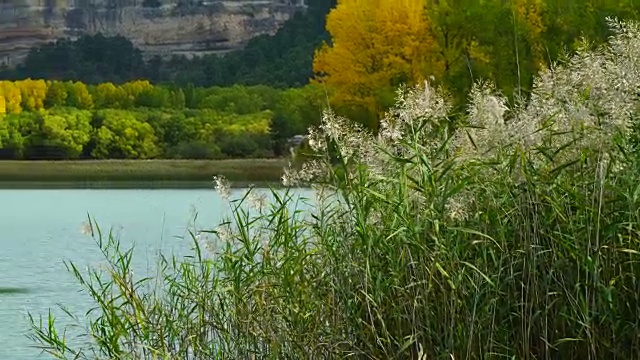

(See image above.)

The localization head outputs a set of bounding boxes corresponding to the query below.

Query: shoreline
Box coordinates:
[0,180,285,189]
[0,159,288,188]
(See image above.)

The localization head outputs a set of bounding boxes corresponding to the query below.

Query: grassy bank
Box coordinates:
[0,159,287,187]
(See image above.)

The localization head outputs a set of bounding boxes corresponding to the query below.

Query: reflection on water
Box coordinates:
[0,287,31,294]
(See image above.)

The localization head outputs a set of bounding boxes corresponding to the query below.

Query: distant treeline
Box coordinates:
[0,80,325,160]
[0,0,336,88]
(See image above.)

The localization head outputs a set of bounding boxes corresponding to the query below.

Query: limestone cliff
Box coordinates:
[0,0,305,67]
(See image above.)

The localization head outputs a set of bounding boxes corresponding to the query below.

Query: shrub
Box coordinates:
[217,132,273,158]
[167,140,222,159]
[29,18,640,360]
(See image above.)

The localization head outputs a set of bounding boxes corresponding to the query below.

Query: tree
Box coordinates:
[26,109,93,159]
[427,0,545,101]
[313,0,442,129]
[66,81,94,109]
[92,109,160,159]
[0,112,37,159]
[541,0,640,61]
[15,79,47,111]
[94,82,127,108]
[45,81,69,108]
[135,87,186,109]
[513,0,545,72]
[271,84,325,155]
[0,81,22,114]
[119,80,154,108]
[421,0,493,102]
[16,34,146,84]
[0,112,8,147]
[198,85,267,114]
[46,108,92,159]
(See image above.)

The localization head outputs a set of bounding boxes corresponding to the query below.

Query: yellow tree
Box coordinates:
[0,96,5,148]
[0,81,22,114]
[95,82,128,108]
[313,0,443,129]
[119,80,154,108]
[15,79,47,111]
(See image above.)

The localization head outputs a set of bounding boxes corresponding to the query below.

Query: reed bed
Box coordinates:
[29,18,640,360]
[0,159,286,183]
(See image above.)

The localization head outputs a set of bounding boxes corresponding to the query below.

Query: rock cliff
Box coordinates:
[0,0,305,67]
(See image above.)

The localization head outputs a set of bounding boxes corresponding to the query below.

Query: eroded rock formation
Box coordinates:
[0,0,305,66]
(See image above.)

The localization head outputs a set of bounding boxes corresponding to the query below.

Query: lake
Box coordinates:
[0,188,312,359]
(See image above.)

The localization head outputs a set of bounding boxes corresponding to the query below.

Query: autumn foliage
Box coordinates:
[314,0,640,126]
[313,0,441,128]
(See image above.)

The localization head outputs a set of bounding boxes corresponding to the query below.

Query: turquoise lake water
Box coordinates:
[0,188,311,359]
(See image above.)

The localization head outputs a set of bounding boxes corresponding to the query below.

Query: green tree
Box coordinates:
[45,81,69,108]
[271,84,325,155]
[136,87,186,109]
[92,109,161,159]
[16,34,146,83]
[542,0,640,61]
[0,115,8,148]
[28,108,93,159]
[0,112,37,159]
[197,85,267,114]
[0,116,26,158]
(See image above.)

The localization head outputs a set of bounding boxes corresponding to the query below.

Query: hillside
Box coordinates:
[0,0,335,87]
[0,0,305,67]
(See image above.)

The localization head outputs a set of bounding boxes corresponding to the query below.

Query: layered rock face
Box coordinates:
[0,0,305,67]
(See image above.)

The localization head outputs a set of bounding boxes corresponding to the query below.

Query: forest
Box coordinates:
[0,80,325,159]
[1,0,640,159]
